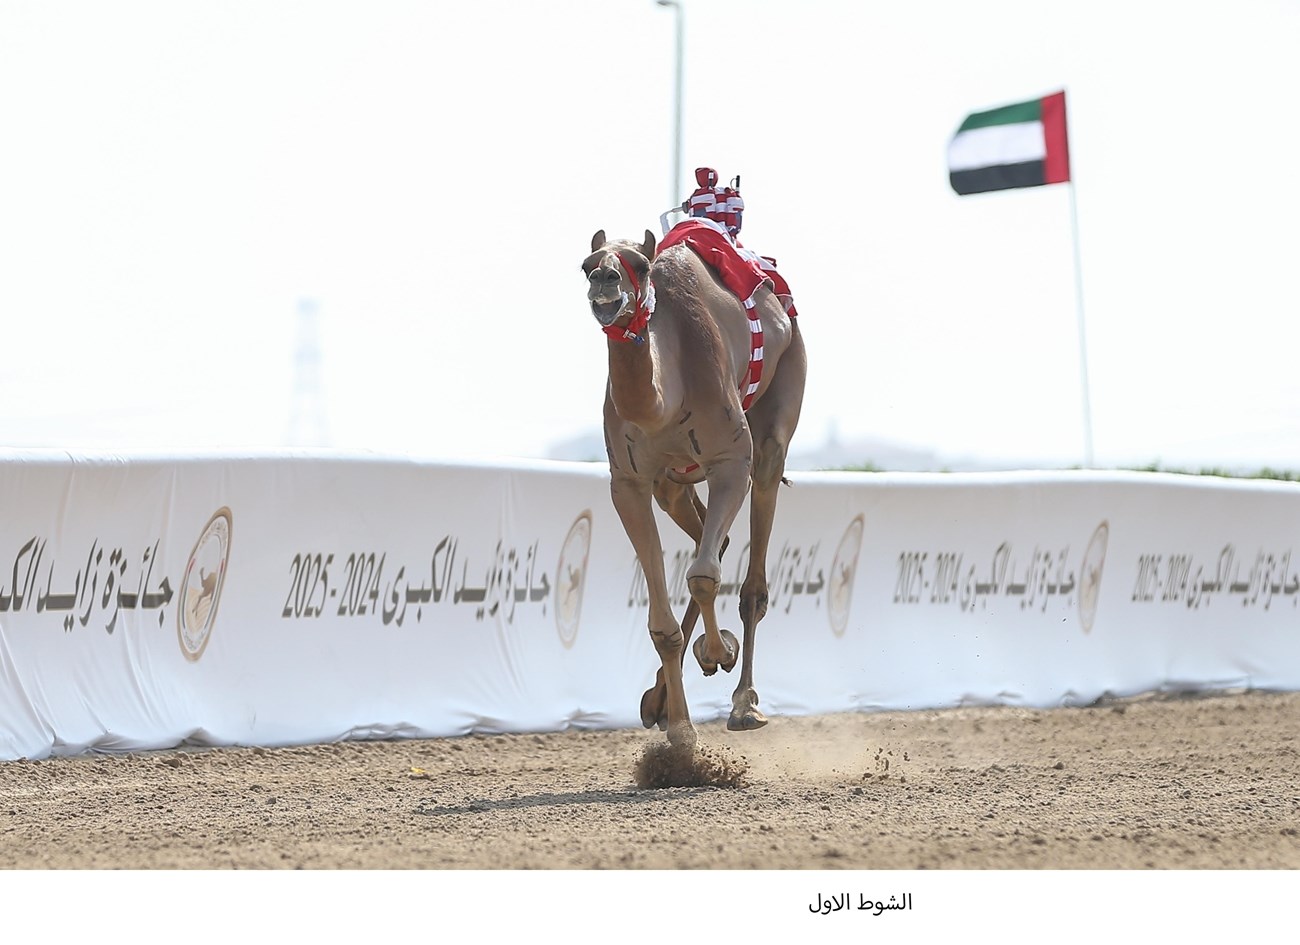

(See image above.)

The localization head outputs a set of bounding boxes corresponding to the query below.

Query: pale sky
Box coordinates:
[2,0,1298,470]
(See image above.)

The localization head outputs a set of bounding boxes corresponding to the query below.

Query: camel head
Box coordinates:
[582,229,657,331]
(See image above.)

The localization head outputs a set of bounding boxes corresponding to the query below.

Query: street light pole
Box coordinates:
[656,0,683,210]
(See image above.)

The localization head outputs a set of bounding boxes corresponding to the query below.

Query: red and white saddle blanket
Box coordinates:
[657,218,798,413]
[658,218,799,476]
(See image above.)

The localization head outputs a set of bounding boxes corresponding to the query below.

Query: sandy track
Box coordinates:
[2,689,1298,870]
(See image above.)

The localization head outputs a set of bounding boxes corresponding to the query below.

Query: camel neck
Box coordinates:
[607,335,666,427]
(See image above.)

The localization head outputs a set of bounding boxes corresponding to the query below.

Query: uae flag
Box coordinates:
[948,90,1071,196]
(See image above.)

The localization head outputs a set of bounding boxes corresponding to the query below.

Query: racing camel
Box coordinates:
[582,224,806,749]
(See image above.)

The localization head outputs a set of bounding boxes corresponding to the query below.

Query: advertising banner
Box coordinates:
[3,449,1299,760]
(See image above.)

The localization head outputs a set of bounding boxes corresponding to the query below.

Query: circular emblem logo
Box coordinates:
[555,510,593,648]
[178,507,232,661]
[828,514,865,637]
[1078,519,1108,634]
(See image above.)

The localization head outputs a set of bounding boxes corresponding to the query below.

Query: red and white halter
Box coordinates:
[602,252,655,345]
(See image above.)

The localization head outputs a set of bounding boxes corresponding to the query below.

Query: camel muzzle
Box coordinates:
[590,294,630,327]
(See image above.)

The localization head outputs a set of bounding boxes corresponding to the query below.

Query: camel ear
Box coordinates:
[591,230,606,253]
[641,229,657,259]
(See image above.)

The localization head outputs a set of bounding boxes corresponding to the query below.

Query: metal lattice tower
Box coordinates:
[286,298,330,446]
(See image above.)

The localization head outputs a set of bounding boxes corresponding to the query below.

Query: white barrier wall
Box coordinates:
[3,448,1300,760]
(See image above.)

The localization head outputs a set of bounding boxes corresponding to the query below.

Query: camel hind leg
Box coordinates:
[730,324,806,731]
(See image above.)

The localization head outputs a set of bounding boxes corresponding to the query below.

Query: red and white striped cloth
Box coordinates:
[658,217,769,310]
[741,305,763,411]
[657,216,801,413]
[659,216,798,475]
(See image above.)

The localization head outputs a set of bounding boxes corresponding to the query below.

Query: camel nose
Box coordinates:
[590,267,620,287]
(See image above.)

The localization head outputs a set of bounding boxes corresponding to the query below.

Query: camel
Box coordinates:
[582,226,806,749]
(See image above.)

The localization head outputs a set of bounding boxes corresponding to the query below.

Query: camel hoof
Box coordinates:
[640,672,668,730]
[728,687,765,731]
[667,721,698,750]
[718,628,739,672]
[692,628,739,676]
[727,707,769,732]
[692,634,714,675]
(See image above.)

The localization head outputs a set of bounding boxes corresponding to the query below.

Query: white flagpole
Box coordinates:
[1068,178,1095,468]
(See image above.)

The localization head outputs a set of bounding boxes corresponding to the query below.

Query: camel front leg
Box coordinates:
[640,481,735,730]
[640,481,703,731]
[686,456,750,677]
[611,477,697,749]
